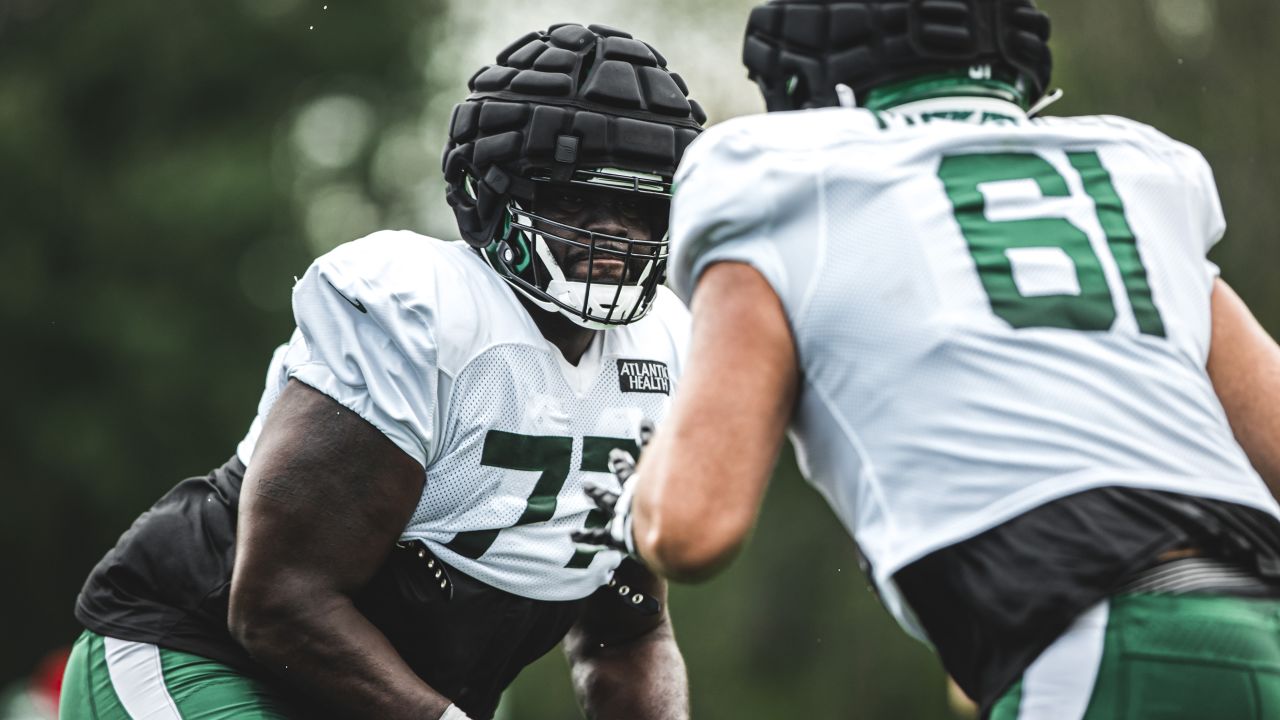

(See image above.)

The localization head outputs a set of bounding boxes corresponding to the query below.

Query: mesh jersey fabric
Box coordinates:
[668,99,1280,639]
[237,231,689,601]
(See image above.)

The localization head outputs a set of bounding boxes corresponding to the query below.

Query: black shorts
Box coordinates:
[895,486,1280,716]
[355,541,585,719]
[76,456,587,720]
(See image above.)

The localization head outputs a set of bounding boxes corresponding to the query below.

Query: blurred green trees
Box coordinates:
[3,0,1277,718]
[0,0,440,687]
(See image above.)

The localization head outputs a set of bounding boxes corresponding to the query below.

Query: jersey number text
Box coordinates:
[444,430,638,568]
[939,151,1166,336]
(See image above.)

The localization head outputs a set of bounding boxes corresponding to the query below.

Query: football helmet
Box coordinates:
[443,24,706,329]
[743,0,1052,111]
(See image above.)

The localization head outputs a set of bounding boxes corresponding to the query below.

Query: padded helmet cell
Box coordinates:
[743,0,1052,111]
[443,23,706,249]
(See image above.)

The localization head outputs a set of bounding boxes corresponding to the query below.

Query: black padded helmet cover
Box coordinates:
[743,0,1052,111]
[443,23,707,248]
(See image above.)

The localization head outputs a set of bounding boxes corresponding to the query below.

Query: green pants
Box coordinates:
[991,593,1280,719]
[59,631,293,719]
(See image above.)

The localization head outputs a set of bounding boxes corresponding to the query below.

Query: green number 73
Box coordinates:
[444,430,638,568]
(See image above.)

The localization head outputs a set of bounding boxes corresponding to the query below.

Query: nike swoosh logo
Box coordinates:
[324,278,367,314]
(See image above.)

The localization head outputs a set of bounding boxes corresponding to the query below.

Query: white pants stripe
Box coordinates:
[1017,600,1110,720]
[102,636,183,720]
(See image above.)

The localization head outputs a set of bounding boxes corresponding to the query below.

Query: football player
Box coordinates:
[62,23,704,720]
[576,2,1280,718]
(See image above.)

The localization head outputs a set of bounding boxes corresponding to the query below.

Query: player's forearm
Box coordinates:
[566,620,689,720]
[1208,280,1280,493]
[628,362,790,582]
[631,261,799,582]
[230,586,453,720]
[632,451,755,582]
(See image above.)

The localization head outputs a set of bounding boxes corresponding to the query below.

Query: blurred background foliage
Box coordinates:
[1,0,1276,718]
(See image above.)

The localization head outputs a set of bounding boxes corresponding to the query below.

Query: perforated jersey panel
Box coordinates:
[405,342,673,601]
[236,233,688,603]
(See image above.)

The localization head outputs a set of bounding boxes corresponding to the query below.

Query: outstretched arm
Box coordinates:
[228,379,456,720]
[1208,278,1280,495]
[564,560,688,720]
[630,261,800,581]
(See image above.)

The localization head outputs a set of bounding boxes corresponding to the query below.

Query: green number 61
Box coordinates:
[938,151,1166,337]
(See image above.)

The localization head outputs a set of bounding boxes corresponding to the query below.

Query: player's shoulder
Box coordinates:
[1038,113,1209,166]
[675,109,875,223]
[683,108,882,169]
[314,229,486,287]
[303,230,530,366]
[315,229,511,306]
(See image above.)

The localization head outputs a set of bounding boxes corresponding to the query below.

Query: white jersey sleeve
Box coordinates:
[1097,115,1226,253]
[670,112,884,310]
[1192,141,1227,279]
[1196,149,1227,253]
[670,123,788,304]
[287,230,441,467]
[1039,114,1227,280]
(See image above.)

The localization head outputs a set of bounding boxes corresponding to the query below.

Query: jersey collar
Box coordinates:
[884,96,1030,126]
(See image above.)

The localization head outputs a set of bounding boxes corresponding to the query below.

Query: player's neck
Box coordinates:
[518,294,599,366]
[863,72,1028,113]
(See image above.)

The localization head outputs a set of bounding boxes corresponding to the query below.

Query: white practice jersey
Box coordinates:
[669,98,1280,638]
[238,230,689,601]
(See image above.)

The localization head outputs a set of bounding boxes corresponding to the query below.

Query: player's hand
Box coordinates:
[571,419,655,556]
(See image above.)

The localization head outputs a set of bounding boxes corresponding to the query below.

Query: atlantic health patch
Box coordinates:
[616,359,670,394]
